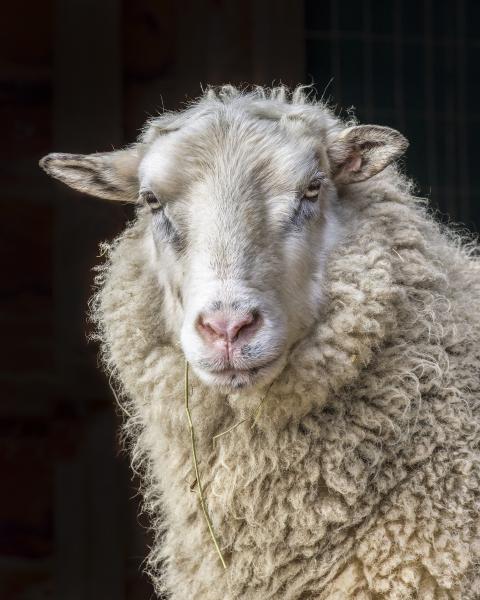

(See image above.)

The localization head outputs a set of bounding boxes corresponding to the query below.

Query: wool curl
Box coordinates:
[90,85,480,599]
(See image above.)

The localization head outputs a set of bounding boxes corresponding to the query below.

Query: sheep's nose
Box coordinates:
[197,310,261,345]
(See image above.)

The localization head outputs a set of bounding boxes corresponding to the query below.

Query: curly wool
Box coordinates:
[91,92,480,599]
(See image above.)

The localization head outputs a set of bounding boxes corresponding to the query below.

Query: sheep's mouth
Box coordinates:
[198,356,282,390]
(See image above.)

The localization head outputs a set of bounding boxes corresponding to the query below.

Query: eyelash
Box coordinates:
[141,190,162,209]
[288,174,325,229]
[302,173,325,200]
[142,191,184,250]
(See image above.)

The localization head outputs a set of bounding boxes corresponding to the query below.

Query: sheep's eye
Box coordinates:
[141,190,162,209]
[303,174,325,200]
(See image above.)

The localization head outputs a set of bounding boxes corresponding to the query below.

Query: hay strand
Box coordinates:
[212,417,247,443]
[184,361,227,570]
[250,381,274,427]
[212,381,274,443]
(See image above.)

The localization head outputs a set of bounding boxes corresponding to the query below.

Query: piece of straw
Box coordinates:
[250,380,274,427]
[212,381,274,443]
[184,361,227,570]
[212,417,247,443]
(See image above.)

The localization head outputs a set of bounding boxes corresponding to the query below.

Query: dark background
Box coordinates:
[1,1,478,598]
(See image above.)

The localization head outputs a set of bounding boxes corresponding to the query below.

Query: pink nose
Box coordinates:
[197,310,260,345]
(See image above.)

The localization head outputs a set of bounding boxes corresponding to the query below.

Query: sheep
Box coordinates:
[40,85,480,599]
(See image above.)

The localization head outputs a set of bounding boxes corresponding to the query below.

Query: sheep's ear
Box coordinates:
[39,147,141,202]
[328,125,408,185]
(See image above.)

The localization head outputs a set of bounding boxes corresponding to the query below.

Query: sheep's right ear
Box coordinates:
[39,146,142,202]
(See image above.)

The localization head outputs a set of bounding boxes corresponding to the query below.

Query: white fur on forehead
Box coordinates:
[139,85,342,146]
[139,92,333,193]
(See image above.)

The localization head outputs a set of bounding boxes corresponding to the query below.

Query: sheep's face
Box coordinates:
[138,114,341,389]
[40,91,408,391]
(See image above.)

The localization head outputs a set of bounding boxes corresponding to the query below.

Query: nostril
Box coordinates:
[229,310,260,341]
[197,309,262,344]
[197,315,229,341]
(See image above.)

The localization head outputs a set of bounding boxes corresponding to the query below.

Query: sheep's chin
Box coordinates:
[191,354,286,392]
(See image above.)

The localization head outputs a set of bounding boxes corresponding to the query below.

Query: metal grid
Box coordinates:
[306,0,478,229]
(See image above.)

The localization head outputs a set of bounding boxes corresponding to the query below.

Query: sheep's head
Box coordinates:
[40,87,408,391]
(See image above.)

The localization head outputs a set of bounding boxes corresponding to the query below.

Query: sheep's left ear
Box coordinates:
[328,125,408,185]
[39,146,142,202]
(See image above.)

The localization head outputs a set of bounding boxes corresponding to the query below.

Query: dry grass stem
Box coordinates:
[184,361,227,570]
[250,381,275,427]
[212,381,274,443]
[212,418,247,443]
